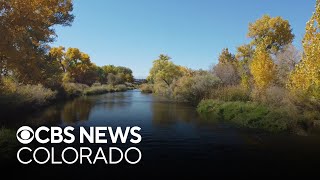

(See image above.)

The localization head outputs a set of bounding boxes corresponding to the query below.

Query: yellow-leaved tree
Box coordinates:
[249,44,276,92]
[248,15,294,54]
[288,0,320,100]
[0,0,74,84]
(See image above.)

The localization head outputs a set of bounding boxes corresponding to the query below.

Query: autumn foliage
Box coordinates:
[288,0,320,100]
[0,0,74,83]
[0,0,134,111]
[249,44,276,91]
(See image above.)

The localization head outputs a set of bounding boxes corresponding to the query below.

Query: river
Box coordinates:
[1,90,320,177]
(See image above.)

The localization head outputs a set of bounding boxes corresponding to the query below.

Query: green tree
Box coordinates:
[102,65,117,75]
[148,54,183,86]
[95,66,106,84]
[236,44,254,63]
[236,44,254,89]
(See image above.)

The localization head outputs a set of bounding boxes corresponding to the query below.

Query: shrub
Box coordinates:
[153,80,171,97]
[173,73,221,104]
[84,86,107,95]
[16,84,57,106]
[107,73,116,85]
[140,83,153,93]
[125,82,134,88]
[91,82,102,87]
[211,85,250,102]
[84,84,115,95]
[0,78,57,109]
[62,82,88,97]
[212,62,240,86]
[115,84,127,92]
[264,86,287,105]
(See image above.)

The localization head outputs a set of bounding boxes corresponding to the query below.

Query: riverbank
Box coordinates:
[196,99,320,134]
[0,81,135,116]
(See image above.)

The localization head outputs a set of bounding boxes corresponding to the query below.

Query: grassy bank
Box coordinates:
[63,82,133,97]
[197,100,298,133]
[0,80,134,115]
[0,79,58,113]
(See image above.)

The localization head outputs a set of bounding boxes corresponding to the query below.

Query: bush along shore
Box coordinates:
[0,79,135,115]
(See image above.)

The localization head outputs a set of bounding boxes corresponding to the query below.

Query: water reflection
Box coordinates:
[61,97,94,124]
[24,97,95,126]
[28,107,62,126]
[22,91,223,128]
[151,101,198,126]
[94,92,132,110]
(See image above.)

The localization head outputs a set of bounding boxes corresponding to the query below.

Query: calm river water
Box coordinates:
[1,90,320,177]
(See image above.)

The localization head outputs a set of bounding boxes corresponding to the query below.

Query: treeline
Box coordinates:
[0,0,134,112]
[49,47,133,86]
[142,2,320,133]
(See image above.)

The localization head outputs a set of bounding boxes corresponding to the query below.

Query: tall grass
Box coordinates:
[0,78,57,110]
[84,84,114,95]
[84,84,128,95]
[62,82,89,97]
[197,99,291,132]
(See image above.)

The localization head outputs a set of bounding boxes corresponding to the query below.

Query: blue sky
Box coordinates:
[52,0,315,78]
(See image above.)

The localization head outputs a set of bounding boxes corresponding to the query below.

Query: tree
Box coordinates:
[274,44,301,85]
[49,46,67,72]
[39,54,64,88]
[236,44,254,89]
[249,44,276,91]
[0,0,74,83]
[218,48,236,64]
[213,48,240,86]
[107,73,116,85]
[115,73,125,84]
[236,44,254,63]
[288,0,320,100]
[101,65,134,83]
[213,63,240,86]
[248,15,294,53]
[148,54,183,86]
[95,66,106,84]
[102,65,118,75]
[115,66,134,82]
[173,72,221,104]
[64,48,97,85]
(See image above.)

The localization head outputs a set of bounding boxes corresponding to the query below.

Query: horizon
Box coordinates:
[51,0,315,79]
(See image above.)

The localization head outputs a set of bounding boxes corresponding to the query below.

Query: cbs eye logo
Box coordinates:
[16,126,34,144]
